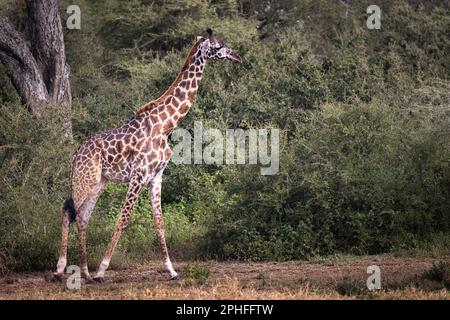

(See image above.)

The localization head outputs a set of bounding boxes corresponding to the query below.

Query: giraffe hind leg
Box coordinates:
[53,207,71,281]
[53,179,107,282]
[53,138,104,281]
[53,195,80,280]
[76,178,108,281]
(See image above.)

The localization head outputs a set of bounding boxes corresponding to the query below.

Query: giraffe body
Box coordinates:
[53,29,242,282]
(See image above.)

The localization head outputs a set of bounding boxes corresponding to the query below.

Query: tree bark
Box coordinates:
[0,16,48,116]
[0,0,72,139]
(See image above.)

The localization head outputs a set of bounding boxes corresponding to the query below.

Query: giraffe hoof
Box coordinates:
[170,274,181,281]
[50,273,63,283]
[91,276,105,284]
[93,277,105,283]
[84,277,94,284]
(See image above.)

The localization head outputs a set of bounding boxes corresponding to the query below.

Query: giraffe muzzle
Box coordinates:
[229,50,243,63]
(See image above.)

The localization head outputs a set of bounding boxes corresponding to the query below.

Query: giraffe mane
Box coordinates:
[136,40,201,115]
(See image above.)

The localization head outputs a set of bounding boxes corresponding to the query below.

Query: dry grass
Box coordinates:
[0,256,449,300]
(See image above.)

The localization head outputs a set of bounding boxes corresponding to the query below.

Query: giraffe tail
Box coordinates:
[63,149,78,223]
[63,198,77,223]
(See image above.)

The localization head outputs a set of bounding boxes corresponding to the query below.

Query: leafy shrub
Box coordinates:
[182,262,210,285]
[421,261,450,289]
[201,100,450,259]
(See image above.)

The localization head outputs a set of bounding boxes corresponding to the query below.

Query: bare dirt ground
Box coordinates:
[0,255,449,299]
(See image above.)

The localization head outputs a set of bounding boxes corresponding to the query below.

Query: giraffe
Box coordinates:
[52,28,242,283]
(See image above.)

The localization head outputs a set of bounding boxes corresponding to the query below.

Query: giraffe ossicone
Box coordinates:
[53,28,242,283]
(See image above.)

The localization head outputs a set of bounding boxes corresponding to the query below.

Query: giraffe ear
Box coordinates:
[206,28,213,38]
[196,36,206,41]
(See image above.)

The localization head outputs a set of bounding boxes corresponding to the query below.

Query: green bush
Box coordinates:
[201,100,450,259]
[182,262,210,285]
[0,103,72,273]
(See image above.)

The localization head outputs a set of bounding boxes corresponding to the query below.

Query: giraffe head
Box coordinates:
[197,28,242,63]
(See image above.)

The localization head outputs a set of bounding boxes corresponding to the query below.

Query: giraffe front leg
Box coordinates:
[150,174,179,280]
[92,176,144,282]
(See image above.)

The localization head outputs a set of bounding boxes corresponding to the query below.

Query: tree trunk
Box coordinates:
[0,16,48,116]
[0,0,72,139]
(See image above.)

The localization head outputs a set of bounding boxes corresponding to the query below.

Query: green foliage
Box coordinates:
[421,261,450,289]
[201,100,450,259]
[389,260,450,292]
[182,262,210,285]
[0,0,449,272]
[335,277,363,297]
[0,103,74,273]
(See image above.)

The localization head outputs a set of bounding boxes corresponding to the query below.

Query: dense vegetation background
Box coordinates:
[0,0,449,274]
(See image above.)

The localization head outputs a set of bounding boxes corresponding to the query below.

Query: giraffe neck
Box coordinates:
[136,41,207,134]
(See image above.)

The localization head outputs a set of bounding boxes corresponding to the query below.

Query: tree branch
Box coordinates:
[0,16,48,116]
